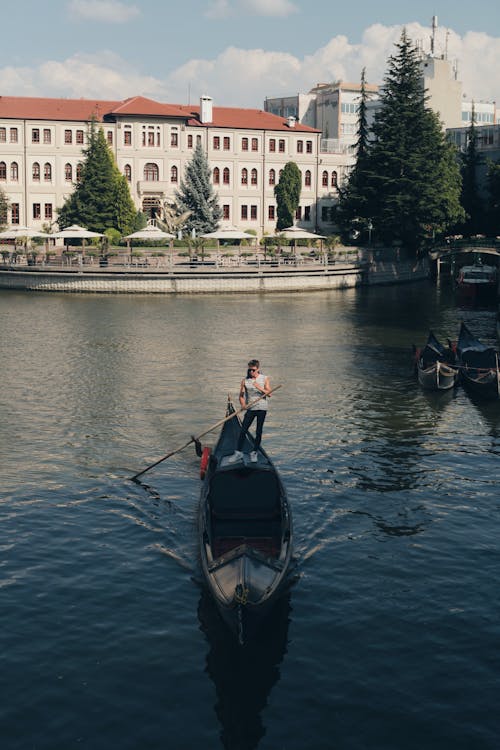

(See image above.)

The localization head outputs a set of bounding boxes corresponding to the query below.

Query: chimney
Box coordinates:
[200,95,213,124]
[287,115,296,128]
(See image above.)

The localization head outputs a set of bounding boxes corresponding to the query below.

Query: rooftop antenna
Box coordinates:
[445,29,449,60]
[430,15,438,56]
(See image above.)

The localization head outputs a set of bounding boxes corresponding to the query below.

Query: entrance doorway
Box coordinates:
[142,196,162,221]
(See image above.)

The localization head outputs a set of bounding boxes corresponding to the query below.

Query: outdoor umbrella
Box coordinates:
[278,226,326,240]
[52,224,104,239]
[201,227,257,256]
[123,225,175,264]
[0,226,51,257]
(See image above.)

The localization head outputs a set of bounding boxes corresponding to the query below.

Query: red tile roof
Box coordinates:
[0,94,320,133]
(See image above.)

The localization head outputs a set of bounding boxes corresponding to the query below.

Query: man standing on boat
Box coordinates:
[228,359,271,463]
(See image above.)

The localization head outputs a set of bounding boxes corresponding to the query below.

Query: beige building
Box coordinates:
[0,94,352,237]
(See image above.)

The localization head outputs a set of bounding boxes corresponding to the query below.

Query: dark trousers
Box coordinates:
[237,409,267,451]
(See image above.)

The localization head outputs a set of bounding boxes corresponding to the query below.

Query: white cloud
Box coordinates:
[240,0,298,17]
[68,0,140,23]
[205,0,231,19]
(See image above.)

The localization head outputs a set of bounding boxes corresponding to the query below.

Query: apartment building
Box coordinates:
[0,94,350,237]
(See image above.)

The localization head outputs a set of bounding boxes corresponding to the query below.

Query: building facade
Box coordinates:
[0,95,352,237]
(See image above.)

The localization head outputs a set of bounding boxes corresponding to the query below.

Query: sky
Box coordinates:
[1,0,499,109]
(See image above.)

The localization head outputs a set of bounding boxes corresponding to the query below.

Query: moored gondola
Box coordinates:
[413,331,458,391]
[457,322,500,400]
[198,398,293,644]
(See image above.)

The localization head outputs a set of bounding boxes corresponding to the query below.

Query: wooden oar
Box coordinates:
[130,384,282,481]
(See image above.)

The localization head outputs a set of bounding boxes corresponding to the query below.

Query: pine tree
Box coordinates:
[175,142,221,235]
[460,105,484,235]
[0,186,9,228]
[57,119,138,235]
[274,162,302,230]
[486,159,500,236]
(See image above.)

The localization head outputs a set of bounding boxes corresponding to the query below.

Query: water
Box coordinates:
[1,282,499,750]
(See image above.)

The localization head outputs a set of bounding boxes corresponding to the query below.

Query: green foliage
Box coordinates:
[339,31,464,251]
[0,186,9,229]
[486,159,500,236]
[175,142,222,234]
[459,107,484,235]
[57,120,138,235]
[274,162,301,230]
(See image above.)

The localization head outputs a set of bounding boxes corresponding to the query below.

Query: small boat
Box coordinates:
[198,398,293,643]
[413,331,458,391]
[456,261,497,303]
[457,322,500,400]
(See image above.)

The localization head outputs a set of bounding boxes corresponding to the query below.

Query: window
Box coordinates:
[0,162,6,180]
[44,163,52,181]
[144,163,159,181]
[251,138,258,152]
[33,203,41,220]
[124,130,132,146]
[268,205,275,220]
[32,162,41,181]
[43,129,51,144]
[170,165,178,183]
[242,137,249,151]
[331,171,338,188]
[65,130,72,144]
[250,205,257,220]
[279,139,285,153]
[306,140,312,153]
[107,131,113,145]
[32,128,40,144]
[65,163,73,181]
[196,134,202,146]
[223,167,230,185]
[187,134,193,148]
[223,136,230,150]
[322,170,328,187]
[76,163,83,182]
[223,204,230,220]
[76,130,84,144]
[213,136,220,150]
[241,168,248,185]
[295,206,302,220]
[10,162,18,181]
[45,203,53,220]
[241,205,248,220]
[213,167,220,185]
[304,206,311,221]
[269,169,276,186]
[11,203,19,224]
[147,131,155,147]
[304,170,311,187]
[171,130,178,147]
[269,138,276,152]
[297,140,303,153]
[124,164,132,182]
[251,168,258,186]
[10,128,18,143]
[0,128,5,143]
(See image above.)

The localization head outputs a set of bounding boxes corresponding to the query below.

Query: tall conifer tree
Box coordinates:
[460,105,484,235]
[175,142,221,235]
[274,161,302,230]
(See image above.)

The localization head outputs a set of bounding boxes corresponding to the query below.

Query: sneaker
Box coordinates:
[250,451,258,463]
[227,450,243,463]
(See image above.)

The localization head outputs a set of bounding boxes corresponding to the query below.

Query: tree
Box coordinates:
[274,162,301,230]
[341,30,464,251]
[0,186,9,229]
[57,119,139,235]
[486,159,500,236]
[460,105,484,235]
[175,142,221,235]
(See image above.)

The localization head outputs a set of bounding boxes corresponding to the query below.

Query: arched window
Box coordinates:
[76,163,83,182]
[213,167,220,185]
[32,162,41,181]
[10,162,18,181]
[0,162,6,180]
[251,168,258,186]
[331,171,338,188]
[269,169,275,186]
[170,165,178,183]
[322,170,328,187]
[0,128,5,143]
[65,163,73,181]
[44,163,52,181]
[144,163,159,181]
[124,164,132,182]
[305,170,311,187]
[223,167,230,185]
[241,168,248,185]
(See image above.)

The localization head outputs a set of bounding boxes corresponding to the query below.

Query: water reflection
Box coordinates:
[198,590,291,750]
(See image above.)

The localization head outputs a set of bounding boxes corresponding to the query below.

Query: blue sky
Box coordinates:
[1,0,499,108]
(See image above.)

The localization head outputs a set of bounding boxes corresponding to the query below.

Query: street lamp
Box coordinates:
[367,220,373,245]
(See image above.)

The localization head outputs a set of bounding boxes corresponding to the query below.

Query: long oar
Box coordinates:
[130,384,282,481]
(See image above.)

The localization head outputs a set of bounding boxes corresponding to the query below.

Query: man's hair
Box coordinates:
[247,359,260,368]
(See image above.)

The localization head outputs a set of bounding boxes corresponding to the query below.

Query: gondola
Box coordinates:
[413,331,458,391]
[457,321,500,400]
[456,262,497,304]
[198,397,293,644]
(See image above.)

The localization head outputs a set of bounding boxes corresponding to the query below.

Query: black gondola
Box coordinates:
[457,322,500,400]
[198,398,293,644]
[413,331,458,391]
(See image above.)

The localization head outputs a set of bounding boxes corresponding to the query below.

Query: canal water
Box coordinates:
[1,281,499,750]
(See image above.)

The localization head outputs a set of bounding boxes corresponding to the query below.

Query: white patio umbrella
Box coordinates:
[0,225,51,239]
[279,226,327,240]
[52,224,104,239]
[123,225,175,241]
[200,227,256,240]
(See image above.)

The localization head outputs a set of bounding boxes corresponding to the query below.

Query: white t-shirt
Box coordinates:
[244,373,268,411]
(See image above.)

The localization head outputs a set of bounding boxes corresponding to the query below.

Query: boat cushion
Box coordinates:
[209,469,280,518]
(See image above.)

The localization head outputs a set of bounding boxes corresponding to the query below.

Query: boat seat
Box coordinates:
[212,518,282,540]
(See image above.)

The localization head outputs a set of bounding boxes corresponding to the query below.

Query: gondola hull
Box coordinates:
[198,401,293,643]
[414,331,458,391]
[457,322,500,400]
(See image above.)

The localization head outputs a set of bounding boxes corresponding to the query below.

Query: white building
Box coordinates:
[0,94,351,237]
